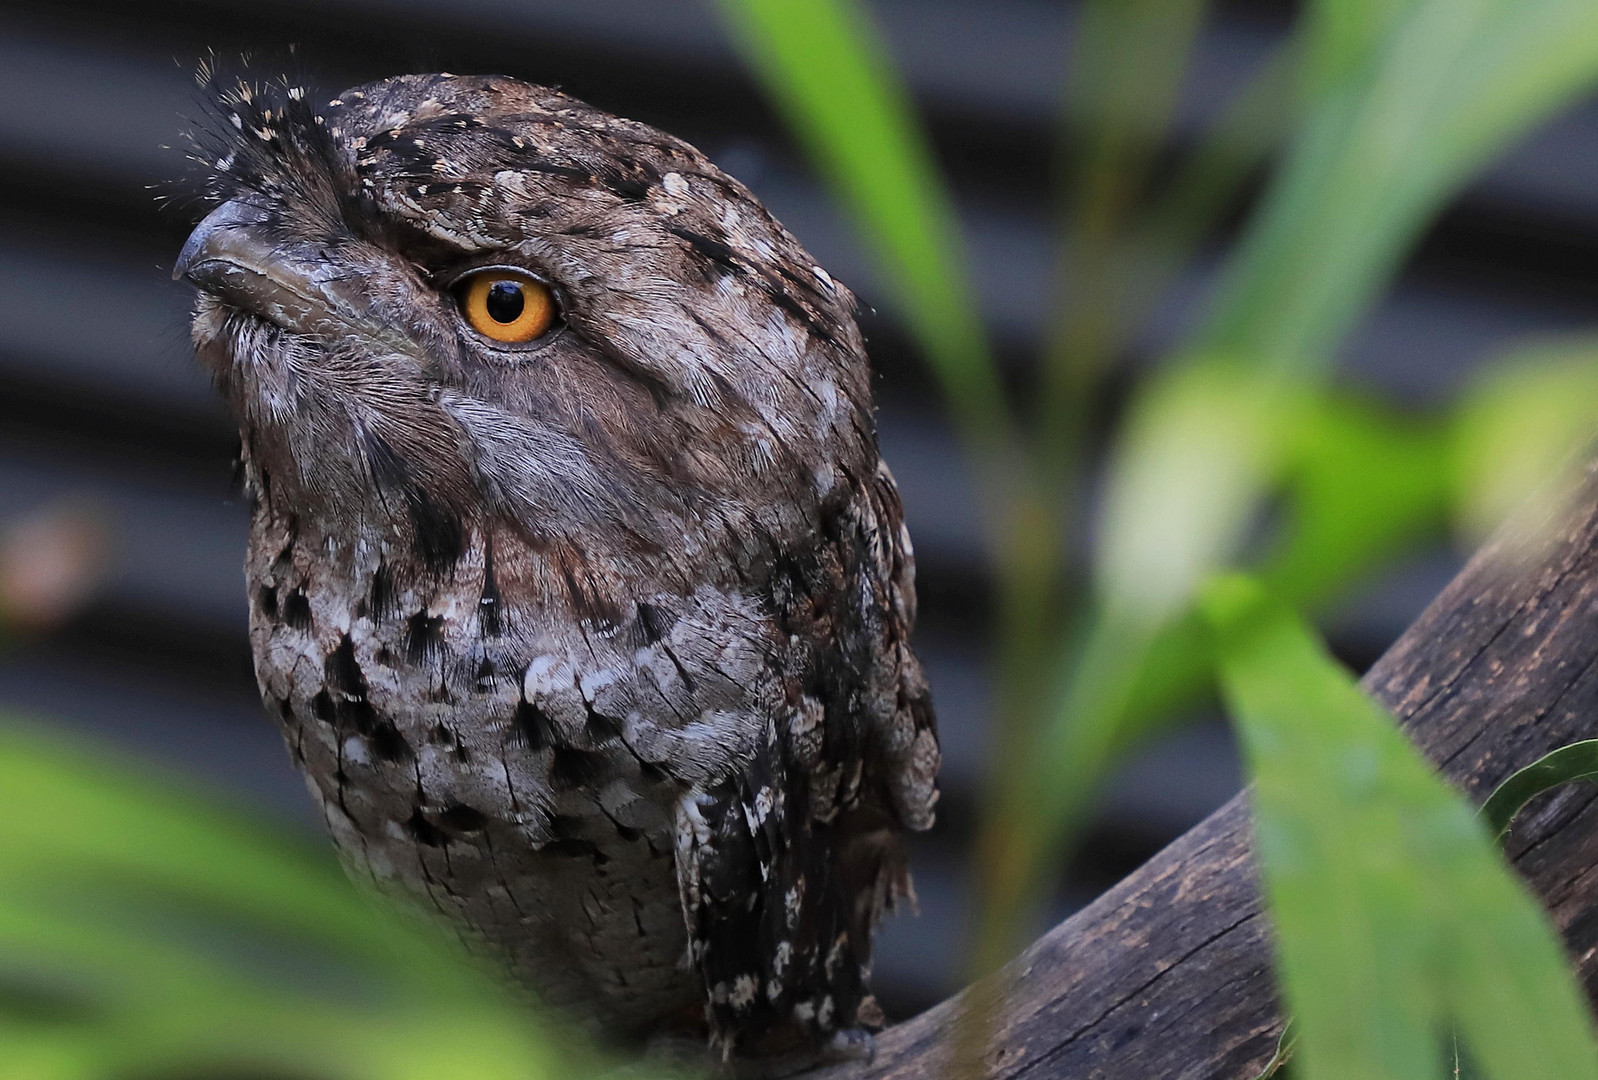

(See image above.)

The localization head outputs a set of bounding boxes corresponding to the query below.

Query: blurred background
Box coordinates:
[1,0,1594,1024]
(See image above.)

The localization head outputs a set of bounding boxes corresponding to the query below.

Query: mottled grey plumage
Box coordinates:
[177,71,938,1062]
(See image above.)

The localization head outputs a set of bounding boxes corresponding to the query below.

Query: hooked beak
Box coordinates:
[175,199,361,337]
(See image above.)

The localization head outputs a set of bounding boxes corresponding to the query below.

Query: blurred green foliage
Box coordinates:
[1207,578,1598,1080]
[10,0,1598,1077]
[0,723,562,1080]
[721,0,1598,1077]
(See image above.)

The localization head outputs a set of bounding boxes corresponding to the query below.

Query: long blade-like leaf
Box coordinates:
[1204,576,1598,1080]
[1482,741,1598,841]
[0,723,560,1080]
[1206,0,1598,369]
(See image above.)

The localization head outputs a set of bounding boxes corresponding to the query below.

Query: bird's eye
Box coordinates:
[457,270,556,344]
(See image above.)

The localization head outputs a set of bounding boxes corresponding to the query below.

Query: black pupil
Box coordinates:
[484,280,525,324]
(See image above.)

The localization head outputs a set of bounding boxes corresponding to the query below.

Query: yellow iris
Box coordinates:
[459,270,555,344]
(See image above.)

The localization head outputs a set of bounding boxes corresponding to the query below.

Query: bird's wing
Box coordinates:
[674,459,939,1055]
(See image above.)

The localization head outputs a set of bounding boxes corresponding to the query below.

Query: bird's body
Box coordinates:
[178,72,937,1060]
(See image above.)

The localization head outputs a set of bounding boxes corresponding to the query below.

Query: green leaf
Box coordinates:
[998,384,1458,932]
[1450,338,1598,544]
[1096,362,1304,625]
[0,722,562,1080]
[1250,1019,1298,1080]
[1203,576,1598,1080]
[1037,0,1598,908]
[711,0,1009,462]
[1482,741,1598,841]
[1111,390,1451,747]
[1297,0,1419,102]
[1093,0,1598,626]
[1095,0,1598,615]
[1261,393,1450,602]
[1206,0,1598,369]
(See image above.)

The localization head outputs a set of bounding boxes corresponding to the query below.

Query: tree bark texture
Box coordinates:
[814,467,1598,1079]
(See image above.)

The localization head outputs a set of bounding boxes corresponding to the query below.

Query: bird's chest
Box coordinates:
[240,514,733,1030]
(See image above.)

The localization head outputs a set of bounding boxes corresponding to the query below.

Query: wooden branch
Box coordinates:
[813,466,1598,1079]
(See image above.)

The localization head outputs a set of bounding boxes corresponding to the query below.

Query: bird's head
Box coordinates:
[178,72,873,577]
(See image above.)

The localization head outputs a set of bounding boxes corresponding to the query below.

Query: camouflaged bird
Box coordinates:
[175,72,939,1063]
